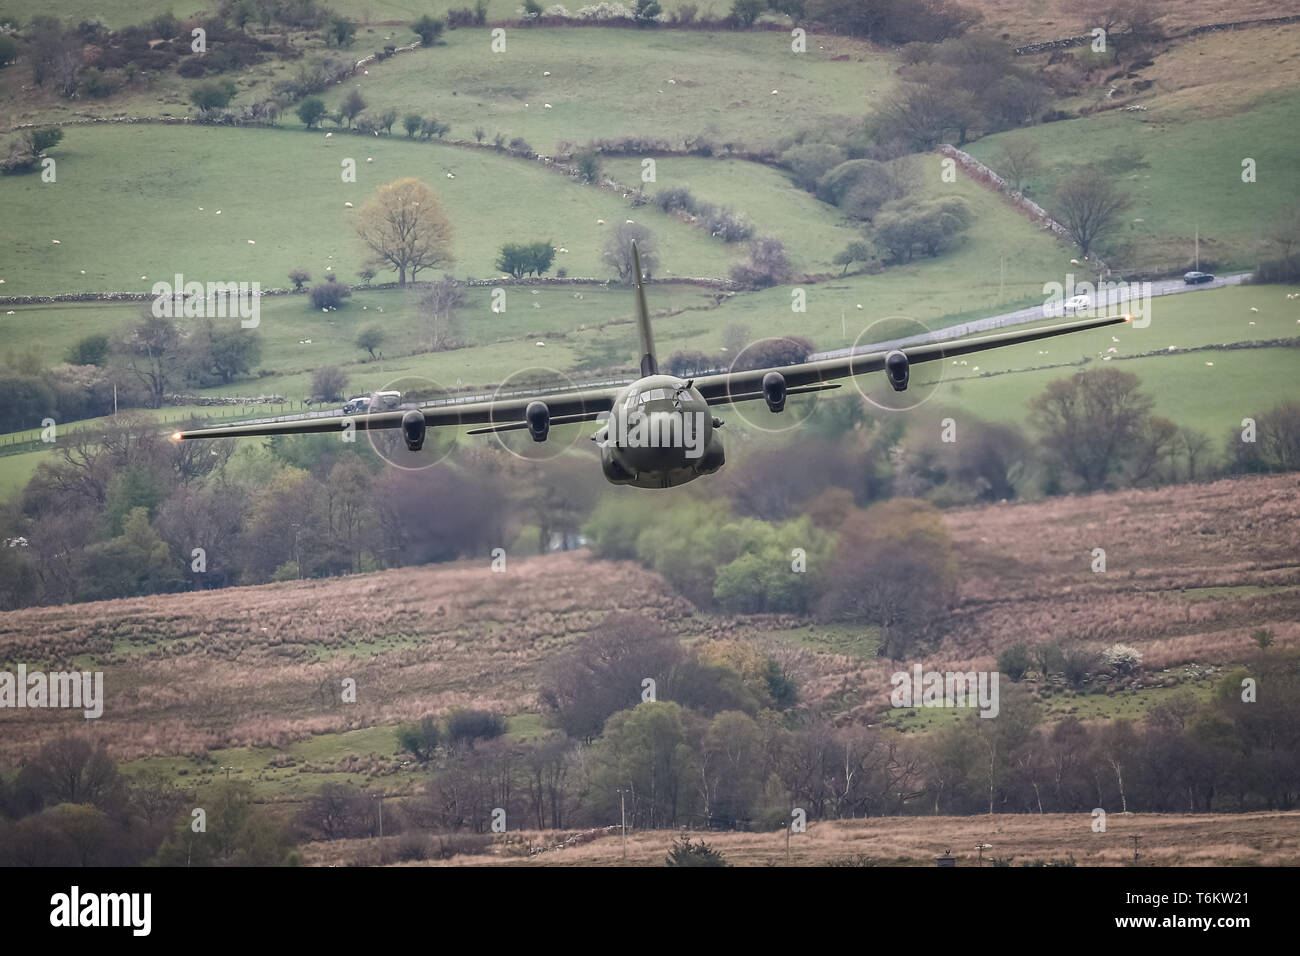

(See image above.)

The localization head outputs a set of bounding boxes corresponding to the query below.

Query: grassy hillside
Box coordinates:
[968,86,1300,273]
[318,27,889,155]
[0,124,739,296]
[301,810,1300,866]
[2,473,1294,797]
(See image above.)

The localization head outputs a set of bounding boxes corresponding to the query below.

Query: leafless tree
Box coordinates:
[1054,165,1131,255]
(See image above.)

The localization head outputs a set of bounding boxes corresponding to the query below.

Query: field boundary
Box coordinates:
[1014,13,1300,54]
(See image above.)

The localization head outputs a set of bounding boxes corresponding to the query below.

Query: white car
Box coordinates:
[1062,294,1091,314]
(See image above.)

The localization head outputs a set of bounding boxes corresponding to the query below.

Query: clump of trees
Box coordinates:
[1,126,63,175]
[496,240,556,278]
[0,735,298,866]
[871,197,973,263]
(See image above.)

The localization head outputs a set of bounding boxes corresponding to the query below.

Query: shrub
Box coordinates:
[666,836,728,866]
[190,79,237,111]
[444,708,506,750]
[310,366,348,402]
[998,643,1032,682]
[296,96,327,128]
[654,186,696,213]
[30,127,64,153]
[574,151,602,183]
[412,15,445,44]
[1061,645,1098,688]
[729,236,793,288]
[1102,643,1142,676]
[730,0,763,28]
[308,275,351,310]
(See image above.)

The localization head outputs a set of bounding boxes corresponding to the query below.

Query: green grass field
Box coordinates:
[966,90,1300,273]
[885,676,1217,733]
[1,22,884,154]
[0,0,753,31]
[317,27,888,155]
[0,124,742,296]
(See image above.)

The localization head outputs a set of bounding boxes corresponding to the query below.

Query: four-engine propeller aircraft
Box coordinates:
[174,244,1131,488]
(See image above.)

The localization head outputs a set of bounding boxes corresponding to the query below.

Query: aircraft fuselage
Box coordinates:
[593,374,725,488]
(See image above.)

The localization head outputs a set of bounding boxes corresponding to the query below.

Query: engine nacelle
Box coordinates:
[525,400,550,442]
[401,409,426,451]
[762,371,787,413]
[885,350,909,392]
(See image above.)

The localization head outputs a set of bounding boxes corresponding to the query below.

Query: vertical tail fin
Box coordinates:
[632,241,657,376]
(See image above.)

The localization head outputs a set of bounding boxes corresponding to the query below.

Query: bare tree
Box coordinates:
[113,311,182,408]
[414,277,466,351]
[1054,165,1131,255]
[993,136,1042,192]
[601,222,658,283]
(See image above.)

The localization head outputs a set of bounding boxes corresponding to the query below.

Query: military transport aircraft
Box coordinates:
[174,245,1131,489]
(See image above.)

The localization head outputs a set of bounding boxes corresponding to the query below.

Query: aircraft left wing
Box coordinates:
[171,384,623,442]
[692,313,1131,406]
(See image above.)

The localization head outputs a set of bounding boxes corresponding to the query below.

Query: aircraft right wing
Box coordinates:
[692,313,1132,407]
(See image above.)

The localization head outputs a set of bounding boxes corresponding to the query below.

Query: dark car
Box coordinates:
[1183,271,1215,284]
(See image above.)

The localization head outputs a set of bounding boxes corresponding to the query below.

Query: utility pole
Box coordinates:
[376,793,384,840]
[616,789,627,859]
[1131,834,1140,863]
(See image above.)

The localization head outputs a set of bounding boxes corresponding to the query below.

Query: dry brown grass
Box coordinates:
[299,810,1300,866]
[0,552,696,760]
[2,475,1294,764]
[1137,24,1300,116]
[962,0,1300,45]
